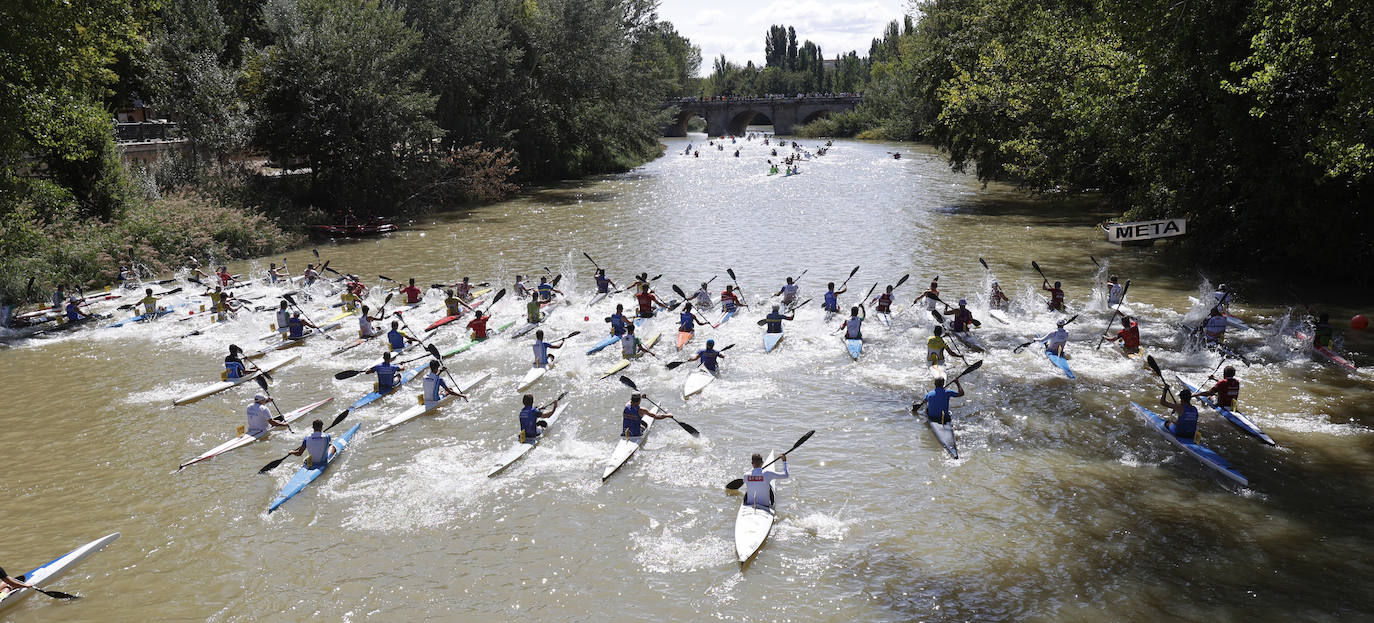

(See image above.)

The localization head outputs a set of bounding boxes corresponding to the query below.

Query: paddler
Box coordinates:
[762,305,794,334]
[141,287,160,315]
[267,262,284,284]
[421,360,466,405]
[605,304,630,338]
[693,283,714,309]
[1104,275,1125,307]
[1212,284,1233,315]
[928,326,966,370]
[688,339,725,375]
[923,377,965,425]
[51,285,67,310]
[287,419,335,469]
[1,565,39,593]
[1042,280,1066,312]
[225,344,259,380]
[385,320,419,352]
[532,329,564,367]
[622,393,672,437]
[358,305,382,338]
[525,292,543,324]
[1159,387,1200,440]
[914,281,953,315]
[340,287,361,313]
[467,309,492,340]
[1104,315,1141,355]
[593,269,616,297]
[1196,366,1240,409]
[454,276,474,301]
[215,265,237,287]
[514,275,530,298]
[274,300,291,337]
[368,352,402,392]
[64,296,91,322]
[189,266,210,285]
[720,285,746,316]
[519,393,559,442]
[949,300,981,333]
[822,281,847,315]
[1037,319,1070,357]
[400,278,423,306]
[246,394,290,436]
[837,306,864,340]
[989,281,1010,310]
[635,284,669,319]
[443,290,470,317]
[679,302,709,340]
[206,286,226,316]
[286,311,318,340]
[872,285,894,316]
[536,276,563,303]
[302,264,319,286]
[620,324,657,360]
[742,452,788,508]
[117,265,134,285]
[1201,308,1227,344]
[1312,312,1334,348]
[774,277,800,308]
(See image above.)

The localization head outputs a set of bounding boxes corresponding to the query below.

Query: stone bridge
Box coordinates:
[662,95,862,137]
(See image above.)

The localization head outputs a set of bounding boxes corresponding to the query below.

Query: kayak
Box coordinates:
[516,364,550,392]
[0,533,121,612]
[426,296,487,332]
[676,330,693,350]
[327,307,359,322]
[106,303,190,328]
[267,423,362,512]
[734,451,780,563]
[928,418,959,459]
[586,291,609,308]
[1175,374,1276,445]
[1131,402,1247,486]
[1224,313,1251,331]
[587,332,622,355]
[1045,350,1076,379]
[177,398,334,470]
[487,403,569,477]
[712,308,736,328]
[845,338,862,360]
[683,369,717,399]
[440,320,517,358]
[347,367,425,412]
[329,334,378,356]
[763,332,784,353]
[172,354,301,406]
[369,372,491,435]
[601,409,660,481]
[929,362,947,384]
[1294,330,1358,373]
[510,299,561,338]
[951,331,986,353]
[876,312,891,328]
[602,332,662,377]
[246,321,343,358]
[987,309,1011,325]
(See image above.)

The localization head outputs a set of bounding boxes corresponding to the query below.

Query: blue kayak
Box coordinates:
[348,367,423,411]
[106,303,190,328]
[587,318,647,355]
[763,332,784,353]
[268,423,362,513]
[845,338,862,360]
[1045,350,1075,379]
[1174,374,1276,445]
[1131,402,1247,486]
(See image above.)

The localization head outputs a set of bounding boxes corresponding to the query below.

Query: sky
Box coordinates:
[656,0,912,75]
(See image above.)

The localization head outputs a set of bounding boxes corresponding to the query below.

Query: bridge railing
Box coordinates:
[116,122,183,143]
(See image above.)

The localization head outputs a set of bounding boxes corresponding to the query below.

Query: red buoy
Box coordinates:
[1353,314,1369,331]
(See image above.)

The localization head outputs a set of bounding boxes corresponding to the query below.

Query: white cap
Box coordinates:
[253,394,269,403]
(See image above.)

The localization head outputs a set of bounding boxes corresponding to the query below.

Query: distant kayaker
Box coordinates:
[454,277,474,301]
[763,305,794,333]
[620,324,657,359]
[141,287,160,315]
[274,301,291,337]
[679,303,709,338]
[359,305,382,338]
[636,284,669,319]
[1038,319,1070,356]
[369,352,402,393]
[774,277,800,307]
[720,285,746,315]
[1043,280,1066,312]
[422,360,465,405]
[64,297,90,322]
[1197,366,1240,408]
[838,306,865,340]
[1159,387,1199,440]
[1313,312,1334,348]
[822,281,848,315]
[537,276,563,302]
[286,311,317,340]
[924,377,965,424]
[1105,315,1141,355]
[400,278,423,305]
[215,265,237,287]
[1201,308,1227,344]
[693,283,714,309]
[386,320,419,351]
[51,285,67,310]
[927,326,966,367]
[689,339,725,374]
[989,281,1010,310]
[622,393,672,437]
[950,300,981,333]
[742,452,788,508]
[514,275,530,298]
[1104,275,1125,307]
[872,286,894,315]
[287,419,335,469]
[914,281,952,315]
[520,393,559,442]
[340,286,361,312]
[246,393,290,436]
[466,309,492,339]
[301,264,319,286]
[593,269,616,295]
[532,329,564,367]
[443,290,469,317]
[189,266,211,285]
[525,292,543,324]
[267,262,285,284]
[606,304,630,337]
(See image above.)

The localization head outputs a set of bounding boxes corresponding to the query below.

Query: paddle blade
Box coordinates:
[426,344,442,359]
[672,284,687,300]
[727,268,737,282]
[979,257,989,270]
[666,361,685,370]
[37,589,80,600]
[721,344,736,351]
[932,310,945,325]
[1090,255,1100,267]
[384,292,394,305]
[786,429,816,453]
[562,330,581,340]
[619,375,639,391]
[255,375,270,393]
[583,251,598,267]
[958,359,984,379]
[1146,355,1163,378]
[258,455,287,473]
[312,249,320,258]
[379,274,393,282]
[335,369,363,380]
[894,274,909,289]
[1032,260,1041,273]
[1064,314,1079,326]
[756,318,769,326]
[1120,279,1131,301]
[490,289,506,305]
[847,265,859,280]
[650,274,662,282]
[552,274,563,287]
[675,419,700,437]
[725,478,745,491]
[324,408,351,431]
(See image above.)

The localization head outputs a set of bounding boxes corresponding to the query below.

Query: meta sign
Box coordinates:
[1103,218,1186,243]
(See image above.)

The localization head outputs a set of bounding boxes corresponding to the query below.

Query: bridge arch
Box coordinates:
[801,110,832,125]
[727,110,772,136]
[665,109,708,137]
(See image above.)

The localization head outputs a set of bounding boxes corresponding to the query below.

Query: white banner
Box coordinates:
[1103,218,1186,243]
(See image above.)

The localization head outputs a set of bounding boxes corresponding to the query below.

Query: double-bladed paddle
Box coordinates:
[725,430,815,490]
[755,299,811,325]
[257,408,353,473]
[117,287,183,310]
[282,293,338,341]
[1146,355,1178,401]
[665,343,735,370]
[1013,314,1079,353]
[617,376,700,437]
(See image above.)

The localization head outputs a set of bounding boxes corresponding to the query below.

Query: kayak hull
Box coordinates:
[734,451,779,563]
[1131,402,1247,486]
[267,423,362,512]
[676,330,692,350]
[951,331,986,353]
[172,354,300,406]
[348,367,425,411]
[845,338,862,360]
[928,419,959,458]
[370,373,490,435]
[1175,374,1276,445]
[683,370,716,398]
[0,533,121,612]
[488,403,568,477]
[177,398,333,470]
[602,411,657,481]
[763,332,784,353]
[1046,351,1076,379]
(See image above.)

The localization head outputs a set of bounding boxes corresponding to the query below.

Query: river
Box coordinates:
[2,134,1372,621]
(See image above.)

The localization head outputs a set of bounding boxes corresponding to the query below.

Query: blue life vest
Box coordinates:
[1171,405,1200,439]
[371,363,400,389]
[622,403,644,437]
[287,317,307,339]
[764,313,785,333]
[387,329,406,350]
[609,313,627,335]
[533,340,550,365]
[224,357,246,379]
[520,406,542,439]
[823,291,838,312]
[925,387,958,421]
[595,275,611,293]
[679,311,695,333]
[698,348,721,372]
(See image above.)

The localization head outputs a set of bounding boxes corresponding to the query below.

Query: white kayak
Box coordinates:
[762,332,784,353]
[172,354,301,406]
[247,321,342,358]
[928,419,959,458]
[0,533,120,612]
[601,410,660,481]
[951,330,986,353]
[487,403,568,477]
[177,397,334,470]
[586,291,609,308]
[734,451,780,563]
[683,369,716,399]
[516,364,550,392]
[987,309,1011,324]
[369,373,490,436]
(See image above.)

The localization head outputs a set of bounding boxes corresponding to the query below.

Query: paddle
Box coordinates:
[860,282,878,309]
[725,430,815,490]
[582,252,600,270]
[253,377,292,427]
[839,265,860,289]
[1090,255,1100,268]
[1013,314,1079,353]
[396,312,466,402]
[892,273,910,291]
[1095,279,1132,350]
[1146,355,1177,400]
[378,275,400,285]
[282,293,338,341]
[1032,260,1049,283]
[29,586,80,601]
[727,268,743,296]
[665,343,735,370]
[429,281,490,290]
[755,298,811,325]
[257,408,353,473]
[979,257,990,271]
[118,287,182,310]
[547,330,582,344]
[617,376,700,437]
[910,360,984,412]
